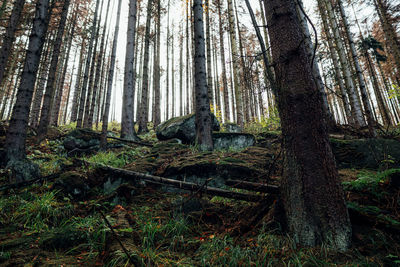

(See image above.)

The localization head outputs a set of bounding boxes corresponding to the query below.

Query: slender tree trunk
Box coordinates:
[205,0,213,104]
[0,0,25,85]
[70,40,86,123]
[217,1,230,122]
[319,0,365,128]
[138,0,153,133]
[152,0,161,126]
[77,0,100,128]
[227,0,243,127]
[121,0,139,141]
[101,0,123,148]
[37,0,70,139]
[265,0,351,250]
[193,0,213,151]
[5,0,50,163]
[336,0,377,135]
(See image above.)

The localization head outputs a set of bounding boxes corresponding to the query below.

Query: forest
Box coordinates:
[0,0,400,265]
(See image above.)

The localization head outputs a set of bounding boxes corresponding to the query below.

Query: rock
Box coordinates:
[213,132,256,150]
[62,129,100,155]
[54,171,90,198]
[330,138,400,169]
[156,113,220,143]
[222,122,242,133]
[6,159,40,183]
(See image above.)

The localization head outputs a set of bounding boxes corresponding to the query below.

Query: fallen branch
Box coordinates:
[225,180,279,194]
[79,128,153,147]
[98,208,141,266]
[0,171,64,192]
[80,160,263,202]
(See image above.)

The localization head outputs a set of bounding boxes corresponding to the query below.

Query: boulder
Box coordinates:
[6,159,40,183]
[62,129,100,152]
[222,122,242,133]
[213,132,256,150]
[54,171,90,198]
[330,138,400,169]
[156,113,220,143]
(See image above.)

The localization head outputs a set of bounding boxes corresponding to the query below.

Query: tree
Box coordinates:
[121,0,140,141]
[101,0,123,149]
[36,0,71,140]
[0,0,25,86]
[4,0,50,175]
[264,0,351,250]
[138,0,154,133]
[193,0,213,151]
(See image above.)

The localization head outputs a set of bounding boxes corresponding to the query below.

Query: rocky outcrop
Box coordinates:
[156,114,220,144]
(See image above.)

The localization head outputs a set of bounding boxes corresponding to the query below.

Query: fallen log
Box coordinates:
[80,160,263,202]
[225,179,279,194]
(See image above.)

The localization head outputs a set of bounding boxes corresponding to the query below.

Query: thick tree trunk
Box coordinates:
[36,0,70,139]
[0,0,25,86]
[193,0,213,151]
[5,0,50,162]
[121,0,139,141]
[265,0,351,250]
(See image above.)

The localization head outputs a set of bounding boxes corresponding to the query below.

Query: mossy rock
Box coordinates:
[213,132,256,150]
[156,113,220,143]
[222,122,242,133]
[330,138,400,169]
[6,159,40,183]
[54,171,90,198]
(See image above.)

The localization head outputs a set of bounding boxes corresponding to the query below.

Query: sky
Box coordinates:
[67,0,377,123]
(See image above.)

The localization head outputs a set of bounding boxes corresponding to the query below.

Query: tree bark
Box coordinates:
[0,0,25,86]
[5,0,50,161]
[193,0,213,151]
[138,0,154,133]
[36,0,70,139]
[121,0,139,141]
[265,0,351,250]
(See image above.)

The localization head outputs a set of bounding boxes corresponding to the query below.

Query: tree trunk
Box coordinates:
[193,0,213,151]
[226,0,243,127]
[100,0,123,149]
[36,0,70,139]
[5,0,50,162]
[217,1,230,122]
[76,0,100,128]
[70,40,86,123]
[121,0,139,141]
[336,0,377,135]
[152,0,161,127]
[0,0,25,86]
[138,0,153,133]
[319,0,365,128]
[265,0,351,250]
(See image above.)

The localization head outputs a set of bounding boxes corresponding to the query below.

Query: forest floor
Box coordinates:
[0,122,400,266]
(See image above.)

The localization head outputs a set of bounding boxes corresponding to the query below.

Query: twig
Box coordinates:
[98,208,140,267]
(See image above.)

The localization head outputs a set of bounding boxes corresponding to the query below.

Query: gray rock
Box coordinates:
[330,138,400,169]
[222,122,242,133]
[213,132,256,150]
[156,113,220,143]
[6,159,40,183]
